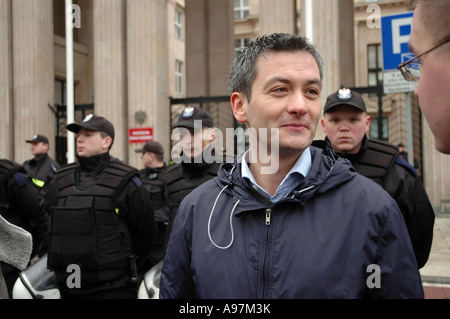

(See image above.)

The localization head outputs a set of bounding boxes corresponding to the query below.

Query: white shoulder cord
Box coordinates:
[208,167,240,250]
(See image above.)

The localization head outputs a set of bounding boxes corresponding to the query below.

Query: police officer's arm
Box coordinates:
[43,176,58,216]
[386,164,435,268]
[160,198,196,299]
[365,199,424,299]
[116,179,157,263]
[5,172,50,257]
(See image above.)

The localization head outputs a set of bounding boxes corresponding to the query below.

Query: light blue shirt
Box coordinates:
[241,147,312,203]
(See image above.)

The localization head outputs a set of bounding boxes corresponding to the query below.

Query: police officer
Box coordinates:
[321,88,435,268]
[0,158,50,297]
[23,134,59,198]
[46,114,156,299]
[165,106,224,244]
[135,141,169,268]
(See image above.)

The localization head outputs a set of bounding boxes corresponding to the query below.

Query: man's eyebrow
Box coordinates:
[263,76,322,88]
[306,78,322,89]
[263,76,290,87]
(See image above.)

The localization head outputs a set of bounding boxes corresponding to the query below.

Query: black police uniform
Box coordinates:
[23,135,60,200]
[23,153,59,189]
[164,106,226,249]
[331,135,435,268]
[164,148,222,248]
[138,164,170,268]
[0,159,50,296]
[46,153,156,299]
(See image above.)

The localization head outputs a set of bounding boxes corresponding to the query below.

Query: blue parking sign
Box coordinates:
[381,12,415,71]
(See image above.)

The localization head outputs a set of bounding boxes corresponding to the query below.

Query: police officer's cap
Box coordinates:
[172,106,214,129]
[324,88,367,113]
[67,114,115,139]
[135,141,164,155]
[26,134,49,144]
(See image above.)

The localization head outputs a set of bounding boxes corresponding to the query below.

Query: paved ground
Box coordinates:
[423,283,450,299]
[420,217,450,299]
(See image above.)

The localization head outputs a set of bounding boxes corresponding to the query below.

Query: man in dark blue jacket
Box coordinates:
[160,33,423,299]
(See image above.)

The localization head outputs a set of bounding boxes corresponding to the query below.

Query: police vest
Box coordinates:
[351,139,399,197]
[0,160,27,226]
[139,168,169,217]
[48,161,138,284]
[166,162,221,211]
[165,162,221,240]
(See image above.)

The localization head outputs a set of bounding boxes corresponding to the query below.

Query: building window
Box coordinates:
[234,0,250,20]
[234,37,251,52]
[55,79,67,105]
[175,60,183,95]
[367,44,383,87]
[370,117,389,141]
[175,8,182,40]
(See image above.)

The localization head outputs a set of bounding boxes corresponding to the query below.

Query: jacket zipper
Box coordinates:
[265,208,271,225]
[262,208,272,298]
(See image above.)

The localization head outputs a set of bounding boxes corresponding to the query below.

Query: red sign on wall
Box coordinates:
[128,127,154,144]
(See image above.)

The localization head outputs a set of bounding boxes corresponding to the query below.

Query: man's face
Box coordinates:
[410,4,450,154]
[231,50,322,159]
[76,128,111,158]
[141,152,153,168]
[179,127,215,159]
[321,106,370,155]
[31,142,48,156]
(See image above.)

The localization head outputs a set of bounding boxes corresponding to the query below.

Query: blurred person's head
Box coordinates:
[409,0,450,153]
[172,106,215,159]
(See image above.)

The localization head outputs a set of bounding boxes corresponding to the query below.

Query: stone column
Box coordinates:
[126,0,168,168]
[301,0,355,139]
[0,0,13,159]
[185,0,234,97]
[259,0,296,35]
[93,0,128,161]
[304,0,355,96]
[185,0,235,152]
[10,0,55,163]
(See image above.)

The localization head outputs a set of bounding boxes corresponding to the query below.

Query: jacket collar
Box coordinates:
[216,140,356,213]
[30,153,48,164]
[325,135,368,165]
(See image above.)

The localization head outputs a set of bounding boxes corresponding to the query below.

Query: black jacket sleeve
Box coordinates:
[115,178,157,269]
[5,172,50,257]
[386,164,435,268]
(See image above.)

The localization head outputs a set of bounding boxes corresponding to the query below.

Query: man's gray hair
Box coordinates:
[227,33,324,102]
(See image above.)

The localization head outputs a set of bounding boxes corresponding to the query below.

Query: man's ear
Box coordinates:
[231,92,248,124]
[102,136,113,150]
[203,127,216,142]
[321,117,327,134]
[365,115,371,134]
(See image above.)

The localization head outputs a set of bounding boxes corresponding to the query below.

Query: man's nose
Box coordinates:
[339,122,350,131]
[287,92,308,115]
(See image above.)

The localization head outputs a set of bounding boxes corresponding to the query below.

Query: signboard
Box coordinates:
[128,127,153,144]
[381,12,417,94]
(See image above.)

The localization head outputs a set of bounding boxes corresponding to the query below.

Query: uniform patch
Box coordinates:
[12,172,27,188]
[132,176,142,187]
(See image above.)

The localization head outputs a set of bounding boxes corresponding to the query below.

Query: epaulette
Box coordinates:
[395,156,418,177]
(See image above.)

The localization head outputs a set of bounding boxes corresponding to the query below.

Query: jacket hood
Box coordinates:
[215,140,357,210]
